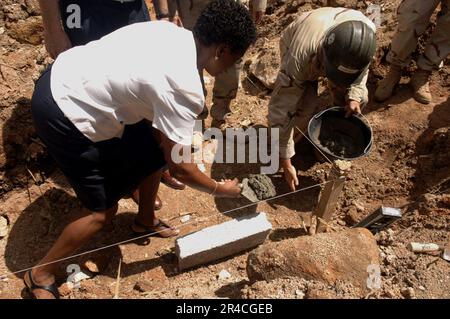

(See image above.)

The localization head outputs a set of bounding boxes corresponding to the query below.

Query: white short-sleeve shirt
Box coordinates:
[50,21,204,145]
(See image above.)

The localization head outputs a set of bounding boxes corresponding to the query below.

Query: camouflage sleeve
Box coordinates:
[251,0,267,11]
[268,70,306,159]
[347,67,369,105]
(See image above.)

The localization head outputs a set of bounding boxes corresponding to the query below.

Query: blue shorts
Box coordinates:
[31,66,166,212]
[59,0,151,46]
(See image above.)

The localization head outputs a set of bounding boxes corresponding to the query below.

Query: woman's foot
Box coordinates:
[23,270,59,299]
[131,218,179,238]
[131,190,163,210]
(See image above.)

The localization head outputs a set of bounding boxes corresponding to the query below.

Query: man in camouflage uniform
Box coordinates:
[375,0,450,104]
[268,7,376,191]
[154,0,267,128]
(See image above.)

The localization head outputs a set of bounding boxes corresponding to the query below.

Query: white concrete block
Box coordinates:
[176,212,272,271]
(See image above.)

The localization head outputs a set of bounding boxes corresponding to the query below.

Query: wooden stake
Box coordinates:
[314,161,351,233]
[113,258,122,299]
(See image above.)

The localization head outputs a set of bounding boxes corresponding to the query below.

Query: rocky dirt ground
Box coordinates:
[0,0,449,299]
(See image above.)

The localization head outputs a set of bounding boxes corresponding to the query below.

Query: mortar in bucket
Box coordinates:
[307,107,373,161]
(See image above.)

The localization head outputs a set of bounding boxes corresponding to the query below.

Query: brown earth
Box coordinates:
[0,0,449,299]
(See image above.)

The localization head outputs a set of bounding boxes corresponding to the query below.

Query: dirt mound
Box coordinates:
[247,228,379,293]
[0,0,50,196]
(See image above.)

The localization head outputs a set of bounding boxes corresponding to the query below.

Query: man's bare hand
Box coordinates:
[345,100,361,118]
[281,159,298,191]
[44,28,72,59]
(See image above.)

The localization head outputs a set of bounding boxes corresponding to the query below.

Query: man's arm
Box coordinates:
[38,0,72,59]
[268,70,306,191]
[345,67,370,116]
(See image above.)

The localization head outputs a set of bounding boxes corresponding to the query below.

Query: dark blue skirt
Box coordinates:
[31,66,166,211]
[59,0,151,46]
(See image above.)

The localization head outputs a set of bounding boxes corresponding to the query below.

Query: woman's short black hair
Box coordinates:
[193,0,257,55]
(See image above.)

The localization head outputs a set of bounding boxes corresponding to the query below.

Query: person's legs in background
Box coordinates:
[412,0,450,104]
[375,0,440,102]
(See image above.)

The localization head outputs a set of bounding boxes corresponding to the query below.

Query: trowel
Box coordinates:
[239,178,259,203]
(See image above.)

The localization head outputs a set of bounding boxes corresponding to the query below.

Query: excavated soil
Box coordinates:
[0,0,449,299]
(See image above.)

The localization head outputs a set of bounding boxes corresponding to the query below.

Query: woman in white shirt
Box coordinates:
[25,0,256,299]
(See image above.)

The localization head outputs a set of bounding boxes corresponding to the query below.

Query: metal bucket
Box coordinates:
[307,107,373,161]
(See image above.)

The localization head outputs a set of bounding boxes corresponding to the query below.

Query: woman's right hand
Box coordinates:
[215,178,242,198]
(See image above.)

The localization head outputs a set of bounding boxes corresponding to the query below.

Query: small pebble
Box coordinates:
[218,270,231,280]
[180,215,191,223]
[401,287,415,299]
[295,289,305,299]
[197,163,206,172]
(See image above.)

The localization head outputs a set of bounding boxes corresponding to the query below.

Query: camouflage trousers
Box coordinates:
[177,0,243,120]
[387,0,450,71]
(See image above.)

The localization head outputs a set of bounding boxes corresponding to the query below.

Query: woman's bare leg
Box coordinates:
[133,169,179,237]
[26,205,118,299]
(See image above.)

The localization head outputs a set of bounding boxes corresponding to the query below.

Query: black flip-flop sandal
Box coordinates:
[131,219,179,238]
[24,270,60,299]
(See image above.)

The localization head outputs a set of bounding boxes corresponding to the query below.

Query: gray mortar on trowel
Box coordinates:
[240,174,276,202]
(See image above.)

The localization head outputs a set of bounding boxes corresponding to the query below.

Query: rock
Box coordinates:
[218,269,232,280]
[337,220,346,226]
[248,39,280,90]
[83,260,101,274]
[133,280,153,293]
[3,4,29,21]
[82,254,111,274]
[376,229,395,246]
[385,254,396,265]
[58,282,73,297]
[25,0,41,15]
[7,16,44,45]
[141,266,168,289]
[352,201,365,212]
[334,160,352,172]
[295,289,305,299]
[72,270,92,283]
[247,228,380,293]
[401,287,415,299]
[384,289,396,298]
[305,287,336,299]
[0,216,8,238]
[180,215,191,223]
[344,207,359,226]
